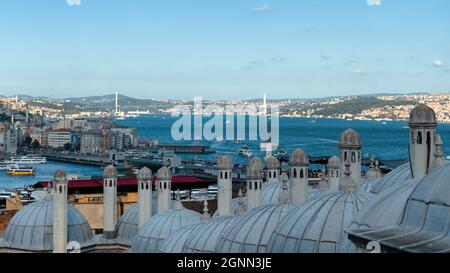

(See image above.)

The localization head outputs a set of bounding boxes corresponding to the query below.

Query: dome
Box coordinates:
[262,182,283,204]
[360,177,382,193]
[116,197,177,244]
[289,149,309,167]
[2,197,93,252]
[158,224,201,253]
[267,190,373,253]
[216,203,294,253]
[347,163,450,252]
[217,155,232,170]
[265,157,281,170]
[247,157,263,179]
[183,215,236,253]
[156,166,171,180]
[338,129,361,149]
[327,156,340,169]
[370,163,412,194]
[130,205,201,253]
[137,167,152,180]
[409,104,437,126]
[103,165,117,178]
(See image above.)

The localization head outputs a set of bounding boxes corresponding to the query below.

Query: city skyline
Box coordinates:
[0,0,449,99]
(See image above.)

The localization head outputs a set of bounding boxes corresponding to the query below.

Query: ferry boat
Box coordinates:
[6,165,36,176]
[274,148,288,158]
[9,156,47,165]
[238,145,253,157]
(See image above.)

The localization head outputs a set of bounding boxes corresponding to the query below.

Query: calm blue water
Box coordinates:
[1,116,449,190]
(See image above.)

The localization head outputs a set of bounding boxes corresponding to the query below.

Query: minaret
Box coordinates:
[408,104,438,178]
[246,157,263,210]
[115,92,119,115]
[156,166,172,213]
[338,129,362,190]
[217,155,233,216]
[327,156,340,190]
[103,165,117,239]
[52,170,68,253]
[340,159,357,192]
[431,134,445,170]
[137,167,153,227]
[289,148,309,203]
[265,156,281,183]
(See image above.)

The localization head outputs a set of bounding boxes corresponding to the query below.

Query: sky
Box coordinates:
[0,0,449,100]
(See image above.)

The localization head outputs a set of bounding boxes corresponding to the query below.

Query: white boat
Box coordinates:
[8,156,46,165]
[238,145,253,157]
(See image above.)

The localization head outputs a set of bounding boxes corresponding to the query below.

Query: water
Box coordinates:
[1,116,449,190]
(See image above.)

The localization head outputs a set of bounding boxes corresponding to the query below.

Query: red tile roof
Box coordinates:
[35,176,216,190]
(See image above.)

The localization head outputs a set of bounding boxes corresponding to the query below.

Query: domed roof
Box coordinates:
[262,182,283,204]
[289,149,309,167]
[360,177,382,193]
[265,157,281,170]
[184,215,236,253]
[130,206,201,253]
[341,182,419,253]
[370,163,412,194]
[267,190,373,253]
[217,155,232,170]
[103,165,117,178]
[116,197,177,244]
[137,167,152,180]
[338,129,361,149]
[2,197,93,252]
[409,104,437,126]
[327,156,340,169]
[216,203,294,253]
[246,157,263,179]
[158,224,201,253]
[156,166,171,180]
[348,163,450,252]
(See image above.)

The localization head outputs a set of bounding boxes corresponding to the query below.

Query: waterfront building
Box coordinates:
[48,129,72,149]
[30,129,48,148]
[80,130,103,153]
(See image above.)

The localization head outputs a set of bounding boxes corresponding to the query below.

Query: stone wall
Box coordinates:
[0,210,17,236]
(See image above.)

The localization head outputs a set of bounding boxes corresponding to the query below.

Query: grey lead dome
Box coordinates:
[246,157,263,179]
[409,104,437,125]
[217,155,232,170]
[217,202,294,253]
[338,129,361,149]
[156,166,171,180]
[267,190,373,253]
[130,207,201,253]
[137,167,152,180]
[103,165,118,178]
[265,156,281,170]
[2,197,92,252]
[289,148,309,166]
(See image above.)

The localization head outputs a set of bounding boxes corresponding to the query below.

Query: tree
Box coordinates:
[24,136,32,147]
[64,143,72,151]
[31,139,40,150]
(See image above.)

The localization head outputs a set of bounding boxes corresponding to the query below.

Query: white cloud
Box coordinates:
[252,3,272,12]
[433,60,447,67]
[367,0,381,6]
[66,0,81,6]
[352,69,366,75]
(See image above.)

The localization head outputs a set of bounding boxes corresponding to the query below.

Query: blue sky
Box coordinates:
[0,0,449,99]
